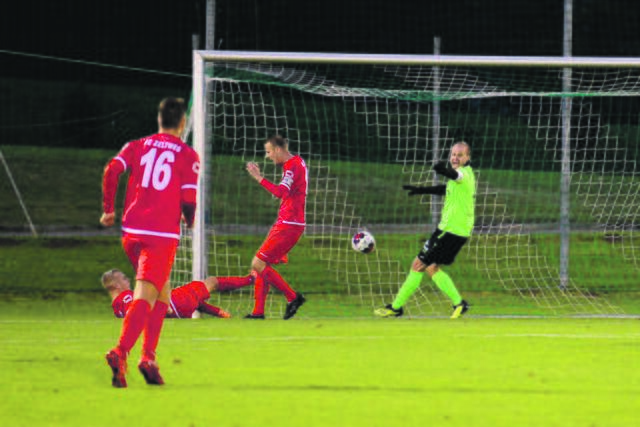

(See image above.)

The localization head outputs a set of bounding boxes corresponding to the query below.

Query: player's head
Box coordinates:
[264,135,290,165]
[101,269,131,294]
[158,97,187,133]
[449,141,471,169]
[203,276,219,293]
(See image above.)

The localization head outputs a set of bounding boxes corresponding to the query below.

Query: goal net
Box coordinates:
[174,52,640,317]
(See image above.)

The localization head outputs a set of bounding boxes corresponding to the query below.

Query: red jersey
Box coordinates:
[259,155,308,226]
[111,290,134,318]
[103,133,200,240]
[167,281,210,318]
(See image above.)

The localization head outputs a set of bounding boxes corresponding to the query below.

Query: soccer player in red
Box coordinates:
[100,97,199,388]
[101,269,254,319]
[245,135,308,320]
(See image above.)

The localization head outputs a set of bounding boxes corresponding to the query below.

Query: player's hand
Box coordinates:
[433,161,449,174]
[100,212,115,227]
[246,162,263,182]
[217,309,232,318]
[402,184,424,196]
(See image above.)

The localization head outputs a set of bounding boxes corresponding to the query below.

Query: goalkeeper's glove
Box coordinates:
[433,161,460,180]
[402,184,447,196]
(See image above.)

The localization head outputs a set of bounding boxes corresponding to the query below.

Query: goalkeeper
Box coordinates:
[375,142,475,319]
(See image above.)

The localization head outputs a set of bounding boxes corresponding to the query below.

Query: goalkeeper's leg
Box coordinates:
[427,265,468,319]
[375,258,425,317]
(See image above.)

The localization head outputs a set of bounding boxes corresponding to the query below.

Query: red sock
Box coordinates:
[117,299,151,355]
[217,274,255,291]
[261,265,296,302]
[251,274,270,316]
[141,301,168,361]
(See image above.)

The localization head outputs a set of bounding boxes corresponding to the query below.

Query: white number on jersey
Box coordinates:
[140,148,175,190]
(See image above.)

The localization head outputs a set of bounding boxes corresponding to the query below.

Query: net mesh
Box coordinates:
[173,59,640,317]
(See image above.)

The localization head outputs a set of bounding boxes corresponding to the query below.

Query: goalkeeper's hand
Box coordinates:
[402,184,447,196]
[403,184,428,196]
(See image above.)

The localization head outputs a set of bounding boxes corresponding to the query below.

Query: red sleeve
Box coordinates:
[180,150,200,227]
[260,178,290,199]
[112,291,133,318]
[198,302,223,317]
[102,158,126,213]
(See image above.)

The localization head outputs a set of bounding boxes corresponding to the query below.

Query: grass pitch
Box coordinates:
[1,299,638,427]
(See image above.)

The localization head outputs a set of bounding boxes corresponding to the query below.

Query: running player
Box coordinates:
[101,97,199,387]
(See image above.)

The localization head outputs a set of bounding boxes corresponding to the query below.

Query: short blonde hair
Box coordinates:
[454,141,471,157]
[101,269,122,291]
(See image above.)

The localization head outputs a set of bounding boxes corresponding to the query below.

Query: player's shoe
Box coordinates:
[244,313,265,319]
[283,293,306,320]
[105,349,127,388]
[450,300,470,319]
[138,359,165,386]
[374,304,404,318]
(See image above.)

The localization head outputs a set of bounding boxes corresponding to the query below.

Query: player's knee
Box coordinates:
[425,264,440,277]
[411,257,428,272]
[251,257,266,273]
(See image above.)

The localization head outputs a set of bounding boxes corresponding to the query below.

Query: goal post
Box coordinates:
[181,50,640,317]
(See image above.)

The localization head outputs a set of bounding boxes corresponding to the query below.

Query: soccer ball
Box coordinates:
[351,231,376,254]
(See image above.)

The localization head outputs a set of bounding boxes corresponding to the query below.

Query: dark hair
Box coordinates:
[266,135,288,148]
[158,97,186,129]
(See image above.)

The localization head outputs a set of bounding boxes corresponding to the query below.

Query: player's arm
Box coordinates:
[259,178,291,199]
[433,161,462,181]
[198,302,231,318]
[180,152,200,228]
[246,161,291,199]
[402,184,447,196]
[101,154,127,226]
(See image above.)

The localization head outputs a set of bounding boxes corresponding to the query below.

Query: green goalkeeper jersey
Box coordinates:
[438,165,476,237]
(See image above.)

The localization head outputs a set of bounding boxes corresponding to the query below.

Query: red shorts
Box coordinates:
[122,233,178,291]
[256,223,304,265]
[168,281,210,318]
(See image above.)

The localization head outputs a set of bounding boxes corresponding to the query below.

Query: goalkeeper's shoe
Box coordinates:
[450,300,470,319]
[138,359,164,386]
[106,349,128,388]
[283,293,306,320]
[374,304,404,318]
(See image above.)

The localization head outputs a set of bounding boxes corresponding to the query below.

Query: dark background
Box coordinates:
[1,0,640,150]
[1,0,639,86]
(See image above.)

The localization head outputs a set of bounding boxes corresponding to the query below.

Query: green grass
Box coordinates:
[0,299,638,427]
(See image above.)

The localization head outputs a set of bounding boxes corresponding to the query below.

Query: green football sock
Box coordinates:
[432,270,462,305]
[392,270,424,310]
